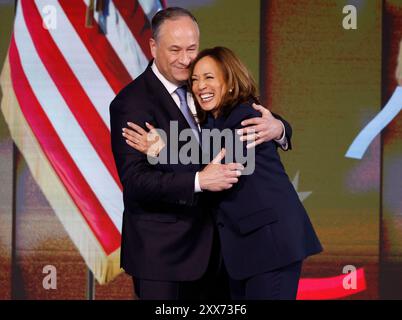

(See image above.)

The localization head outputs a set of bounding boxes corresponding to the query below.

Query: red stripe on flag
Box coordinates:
[21,0,122,190]
[9,35,120,255]
[112,0,152,59]
[59,0,133,92]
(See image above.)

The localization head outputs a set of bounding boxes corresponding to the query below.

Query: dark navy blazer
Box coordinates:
[203,101,323,280]
[110,64,214,281]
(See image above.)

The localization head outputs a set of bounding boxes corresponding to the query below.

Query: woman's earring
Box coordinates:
[229,88,233,93]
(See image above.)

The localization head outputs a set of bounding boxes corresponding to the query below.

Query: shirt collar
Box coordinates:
[151,61,180,95]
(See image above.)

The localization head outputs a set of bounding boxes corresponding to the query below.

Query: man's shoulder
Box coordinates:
[115,71,148,101]
[109,68,155,112]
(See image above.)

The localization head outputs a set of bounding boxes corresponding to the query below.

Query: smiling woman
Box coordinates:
[189,46,259,124]
[187,46,323,300]
[191,56,227,115]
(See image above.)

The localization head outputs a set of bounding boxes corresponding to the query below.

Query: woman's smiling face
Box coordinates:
[191,56,227,117]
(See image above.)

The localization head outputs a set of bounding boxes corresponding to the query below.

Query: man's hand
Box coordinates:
[199,149,244,192]
[237,103,284,149]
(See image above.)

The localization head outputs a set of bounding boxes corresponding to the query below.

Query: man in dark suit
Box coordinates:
[110,7,291,300]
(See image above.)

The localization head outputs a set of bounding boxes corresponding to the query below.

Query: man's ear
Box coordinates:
[149,38,157,59]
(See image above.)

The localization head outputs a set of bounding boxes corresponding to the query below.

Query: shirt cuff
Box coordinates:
[274,121,288,150]
[194,172,202,193]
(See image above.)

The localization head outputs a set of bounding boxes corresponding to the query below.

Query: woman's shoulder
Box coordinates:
[224,100,261,128]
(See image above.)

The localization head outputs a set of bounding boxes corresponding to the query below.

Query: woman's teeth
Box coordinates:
[200,93,214,102]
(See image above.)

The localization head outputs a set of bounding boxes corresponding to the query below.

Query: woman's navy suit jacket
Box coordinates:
[203,101,323,280]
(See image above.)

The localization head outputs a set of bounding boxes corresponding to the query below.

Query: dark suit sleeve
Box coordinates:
[110,96,196,206]
[271,112,292,150]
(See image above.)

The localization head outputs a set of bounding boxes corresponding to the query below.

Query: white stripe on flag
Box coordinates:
[138,0,163,22]
[83,0,149,80]
[14,2,123,232]
[34,0,114,129]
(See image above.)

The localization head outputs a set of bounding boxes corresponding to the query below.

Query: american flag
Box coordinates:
[0,0,164,284]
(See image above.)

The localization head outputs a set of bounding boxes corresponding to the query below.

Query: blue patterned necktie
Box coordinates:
[175,86,201,144]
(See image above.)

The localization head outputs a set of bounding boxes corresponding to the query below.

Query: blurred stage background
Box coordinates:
[0,0,401,300]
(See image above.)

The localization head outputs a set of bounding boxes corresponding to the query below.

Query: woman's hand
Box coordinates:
[122,122,165,157]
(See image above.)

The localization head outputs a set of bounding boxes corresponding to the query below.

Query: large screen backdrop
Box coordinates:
[0,0,401,299]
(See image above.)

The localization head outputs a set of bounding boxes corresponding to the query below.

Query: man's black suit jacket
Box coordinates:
[110,64,214,281]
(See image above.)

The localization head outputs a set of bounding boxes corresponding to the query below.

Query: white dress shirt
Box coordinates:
[151,62,203,192]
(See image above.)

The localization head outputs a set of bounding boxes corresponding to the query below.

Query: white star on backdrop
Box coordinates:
[291,171,312,202]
